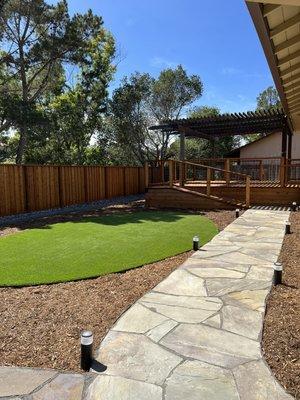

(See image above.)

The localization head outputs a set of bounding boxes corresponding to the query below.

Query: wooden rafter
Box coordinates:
[285,81,300,92]
[288,97,300,106]
[283,71,300,86]
[263,4,281,17]
[278,49,300,67]
[149,110,287,139]
[280,62,300,78]
[270,13,300,38]
[286,87,300,100]
[274,33,300,54]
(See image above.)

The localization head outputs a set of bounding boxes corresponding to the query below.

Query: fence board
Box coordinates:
[0,164,146,217]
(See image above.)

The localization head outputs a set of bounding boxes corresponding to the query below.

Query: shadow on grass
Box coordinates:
[0,209,189,234]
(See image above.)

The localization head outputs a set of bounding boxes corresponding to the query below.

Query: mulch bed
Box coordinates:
[0,204,236,372]
[262,211,300,399]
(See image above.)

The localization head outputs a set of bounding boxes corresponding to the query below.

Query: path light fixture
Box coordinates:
[292,202,297,212]
[235,209,240,218]
[193,235,199,251]
[285,221,291,235]
[273,262,283,286]
[81,331,93,371]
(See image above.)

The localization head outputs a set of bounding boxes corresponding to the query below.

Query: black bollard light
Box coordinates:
[285,221,291,235]
[292,202,297,212]
[81,331,93,371]
[235,208,240,218]
[193,235,199,251]
[273,262,283,286]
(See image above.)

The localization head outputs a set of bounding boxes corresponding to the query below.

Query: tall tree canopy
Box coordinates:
[0,0,115,163]
[103,66,203,164]
[256,86,281,112]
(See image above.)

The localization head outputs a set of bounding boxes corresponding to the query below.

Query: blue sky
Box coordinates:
[66,0,275,114]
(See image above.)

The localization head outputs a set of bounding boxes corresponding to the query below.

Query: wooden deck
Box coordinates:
[146,159,300,210]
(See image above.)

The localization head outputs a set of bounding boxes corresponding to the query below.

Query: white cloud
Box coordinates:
[150,56,178,69]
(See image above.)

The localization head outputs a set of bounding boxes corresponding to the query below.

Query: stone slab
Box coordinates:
[153,270,206,296]
[222,305,262,340]
[112,303,168,333]
[0,367,56,397]
[86,375,162,400]
[165,360,239,400]
[32,373,85,400]
[97,331,182,385]
[161,324,261,368]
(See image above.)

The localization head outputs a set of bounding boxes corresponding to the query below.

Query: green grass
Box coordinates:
[0,211,218,287]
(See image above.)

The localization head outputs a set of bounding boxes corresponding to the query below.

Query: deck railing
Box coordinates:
[146,159,251,207]
[147,157,300,188]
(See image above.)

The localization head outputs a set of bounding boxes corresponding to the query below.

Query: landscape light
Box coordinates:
[81,331,93,371]
[285,221,291,235]
[235,209,240,218]
[292,202,297,212]
[273,262,283,286]
[193,235,199,251]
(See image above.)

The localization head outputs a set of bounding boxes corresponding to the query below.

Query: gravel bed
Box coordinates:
[262,211,300,399]
[0,207,236,372]
[0,194,145,227]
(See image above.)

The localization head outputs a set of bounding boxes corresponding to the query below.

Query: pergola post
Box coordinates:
[179,131,185,161]
[179,130,186,187]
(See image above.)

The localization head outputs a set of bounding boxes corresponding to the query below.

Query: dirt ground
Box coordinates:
[262,212,300,399]
[0,204,236,372]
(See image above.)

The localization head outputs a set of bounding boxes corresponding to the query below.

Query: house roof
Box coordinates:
[246,0,300,131]
[149,109,288,140]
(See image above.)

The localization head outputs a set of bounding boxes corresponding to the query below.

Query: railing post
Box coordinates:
[259,160,264,181]
[179,162,184,187]
[145,162,149,190]
[161,161,164,183]
[280,157,286,187]
[225,159,230,186]
[207,167,211,196]
[246,176,250,207]
[169,160,173,187]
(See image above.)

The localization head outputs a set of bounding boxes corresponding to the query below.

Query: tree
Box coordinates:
[0,0,115,163]
[104,66,203,164]
[170,106,240,159]
[245,86,282,143]
[256,86,281,112]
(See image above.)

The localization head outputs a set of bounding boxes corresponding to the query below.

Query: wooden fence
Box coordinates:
[0,164,145,217]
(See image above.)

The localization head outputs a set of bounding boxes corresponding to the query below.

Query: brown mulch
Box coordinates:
[262,211,300,399]
[0,205,236,372]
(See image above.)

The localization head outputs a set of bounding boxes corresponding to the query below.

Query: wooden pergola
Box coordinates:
[149,109,293,160]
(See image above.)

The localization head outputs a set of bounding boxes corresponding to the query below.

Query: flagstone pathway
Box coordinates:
[0,209,294,399]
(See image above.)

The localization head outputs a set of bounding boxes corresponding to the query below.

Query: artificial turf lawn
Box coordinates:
[0,211,218,286]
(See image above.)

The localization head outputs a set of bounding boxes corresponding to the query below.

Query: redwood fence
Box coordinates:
[0,164,145,217]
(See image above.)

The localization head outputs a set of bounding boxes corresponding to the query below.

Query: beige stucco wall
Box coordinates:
[240,132,300,159]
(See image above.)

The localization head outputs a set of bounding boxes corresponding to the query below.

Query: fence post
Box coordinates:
[246,176,250,207]
[280,157,286,187]
[207,167,211,196]
[144,162,149,190]
[22,165,29,212]
[225,159,230,186]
